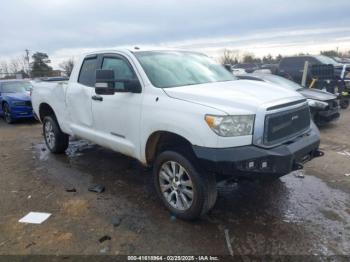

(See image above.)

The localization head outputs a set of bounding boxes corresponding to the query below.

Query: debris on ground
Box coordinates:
[345,174,350,177]
[19,212,51,224]
[294,171,305,178]
[170,215,176,221]
[112,217,122,227]
[65,187,77,193]
[224,229,234,256]
[27,195,32,199]
[99,235,112,243]
[88,185,105,193]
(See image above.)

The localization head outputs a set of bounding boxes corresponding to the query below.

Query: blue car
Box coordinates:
[0,80,34,124]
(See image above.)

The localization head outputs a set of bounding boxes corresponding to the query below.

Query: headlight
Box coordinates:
[307,99,328,109]
[12,101,27,106]
[205,115,255,137]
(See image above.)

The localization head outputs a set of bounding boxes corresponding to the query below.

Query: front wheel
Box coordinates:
[3,103,14,124]
[43,116,69,154]
[153,150,217,220]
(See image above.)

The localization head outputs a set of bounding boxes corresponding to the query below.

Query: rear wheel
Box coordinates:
[43,116,69,153]
[3,103,14,124]
[153,150,217,220]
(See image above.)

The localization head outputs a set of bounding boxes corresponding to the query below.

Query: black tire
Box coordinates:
[43,116,69,154]
[3,103,14,124]
[153,150,217,220]
[340,99,349,109]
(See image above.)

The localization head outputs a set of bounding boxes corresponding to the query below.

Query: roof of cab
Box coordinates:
[81,46,192,56]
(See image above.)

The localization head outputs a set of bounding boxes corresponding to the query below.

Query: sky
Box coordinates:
[1,0,350,69]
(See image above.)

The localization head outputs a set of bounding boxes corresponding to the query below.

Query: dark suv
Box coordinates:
[278,55,346,83]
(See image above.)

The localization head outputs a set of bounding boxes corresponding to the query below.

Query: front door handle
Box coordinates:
[92,95,103,101]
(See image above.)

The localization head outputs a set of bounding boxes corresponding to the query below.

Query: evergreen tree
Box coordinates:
[31,52,52,77]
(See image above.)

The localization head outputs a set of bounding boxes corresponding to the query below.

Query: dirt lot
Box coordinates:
[0,109,350,257]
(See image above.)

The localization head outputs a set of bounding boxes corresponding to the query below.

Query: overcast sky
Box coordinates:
[1,0,350,68]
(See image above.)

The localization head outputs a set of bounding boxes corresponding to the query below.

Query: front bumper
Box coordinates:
[314,107,340,124]
[10,106,34,119]
[192,127,322,178]
[317,109,340,123]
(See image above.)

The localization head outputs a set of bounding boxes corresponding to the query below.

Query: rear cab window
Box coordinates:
[78,55,98,87]
[280,57,306,70]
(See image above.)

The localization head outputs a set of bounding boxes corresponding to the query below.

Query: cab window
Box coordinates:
[78,56,98,87]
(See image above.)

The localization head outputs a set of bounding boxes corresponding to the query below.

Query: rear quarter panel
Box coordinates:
[32,81,71,134]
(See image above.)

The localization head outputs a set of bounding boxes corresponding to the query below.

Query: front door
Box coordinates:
[91,53,143,158]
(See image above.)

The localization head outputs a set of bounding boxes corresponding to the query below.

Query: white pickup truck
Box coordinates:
[32,48,323,220]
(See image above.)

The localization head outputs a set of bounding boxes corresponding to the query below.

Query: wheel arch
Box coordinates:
[39,103,57,122]
[145,131,195,166]
[1,100,9,108]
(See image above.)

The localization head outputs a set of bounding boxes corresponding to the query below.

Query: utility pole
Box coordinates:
[25,49,30,75]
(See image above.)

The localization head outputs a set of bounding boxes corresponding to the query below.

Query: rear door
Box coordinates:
[66,54,100,139]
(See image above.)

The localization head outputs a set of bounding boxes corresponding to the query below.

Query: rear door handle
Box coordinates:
[92,95,103,101]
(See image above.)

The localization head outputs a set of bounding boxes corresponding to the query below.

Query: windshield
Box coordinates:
[316,55,341,66]
[1,81,32,93]
[135,51,237,88]
[259,74,303,91]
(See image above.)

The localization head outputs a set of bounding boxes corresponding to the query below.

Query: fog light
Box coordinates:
[248,161,255,169]
[261,161,268,168]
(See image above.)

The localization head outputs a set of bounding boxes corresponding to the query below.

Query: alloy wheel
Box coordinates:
[158,161,194,211]
[44,120,56,149]
[3,105,11,123]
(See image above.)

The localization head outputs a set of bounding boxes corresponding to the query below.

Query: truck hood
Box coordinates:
[298,88,337,101]
[3,92,31,101]
[163,80,303,114]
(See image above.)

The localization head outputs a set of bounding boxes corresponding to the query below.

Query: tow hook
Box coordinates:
[314,150,324,157]
[293,162,304,170]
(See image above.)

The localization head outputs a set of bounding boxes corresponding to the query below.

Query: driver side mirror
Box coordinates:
[95,69,115,95]
[95,69,142,94]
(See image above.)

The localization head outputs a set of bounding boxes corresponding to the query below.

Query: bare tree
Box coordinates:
[59,58,75,77]
[242,52,262,63]
[0,61,9,76]
[17,55,29,74]
[219,49,238,65]
[9,58,20,74]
